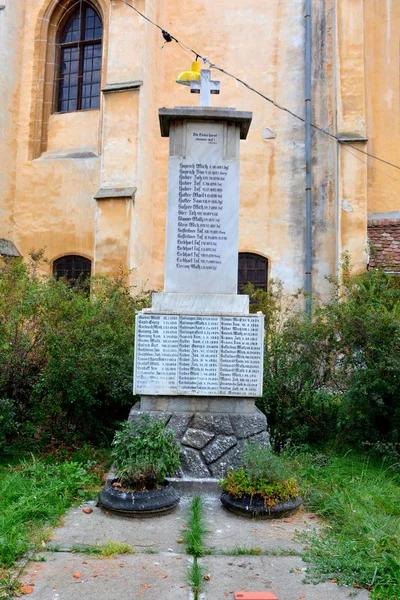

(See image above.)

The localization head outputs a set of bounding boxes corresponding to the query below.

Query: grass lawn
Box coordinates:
[0,447,398,600]
[290,451,400,600]
[0,448,103,599]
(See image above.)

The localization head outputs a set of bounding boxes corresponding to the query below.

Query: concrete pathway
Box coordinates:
[15,496,370,600]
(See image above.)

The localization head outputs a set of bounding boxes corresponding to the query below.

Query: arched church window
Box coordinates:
[53,255,92,284]
[238,252,268,294]
[56,2,103,112]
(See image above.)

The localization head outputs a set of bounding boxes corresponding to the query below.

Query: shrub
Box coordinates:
[0,255,151,444]
[219,443,300,507]
[110,417,181,490]
[250,266,400,453]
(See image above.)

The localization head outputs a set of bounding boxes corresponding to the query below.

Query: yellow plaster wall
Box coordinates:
[0,0,26,244]
[2,0,399,294]
[47,110,100,153]
[95,198,132,276]
[364,0,400,215]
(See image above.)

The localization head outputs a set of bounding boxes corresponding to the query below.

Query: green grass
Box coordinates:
[0,454,99,598]
[289,451,400,600]
[70,541,134,557]
[183,496,209,599]
[183,496,207,558]
[208,546,300,557]
[187,558,205,597]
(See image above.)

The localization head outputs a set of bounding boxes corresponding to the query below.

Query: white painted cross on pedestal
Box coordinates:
[190,69,220,106]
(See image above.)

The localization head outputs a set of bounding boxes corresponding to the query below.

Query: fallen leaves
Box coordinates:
[20,585,34,595]
[82,507,93,514]
[72,573,81,579]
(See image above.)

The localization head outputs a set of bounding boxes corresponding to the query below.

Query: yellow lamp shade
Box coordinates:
[176,60,201,86]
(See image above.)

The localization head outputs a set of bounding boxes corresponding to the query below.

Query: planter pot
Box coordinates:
[220,491,302,519]
[98,480,180,517]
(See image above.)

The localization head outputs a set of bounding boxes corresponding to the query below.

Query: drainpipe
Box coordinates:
[305,0,312,318]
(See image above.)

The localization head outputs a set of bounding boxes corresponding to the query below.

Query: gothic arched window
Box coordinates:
[56,2,103,112]
[53,255,92,284]
[238,252,268,294]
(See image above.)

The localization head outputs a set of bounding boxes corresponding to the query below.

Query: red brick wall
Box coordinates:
[368,219,400,269]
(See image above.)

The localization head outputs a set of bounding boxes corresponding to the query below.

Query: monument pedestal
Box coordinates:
[132,105,268,479]
[129,405,268,479]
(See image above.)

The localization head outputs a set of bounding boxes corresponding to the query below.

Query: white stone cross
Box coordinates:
[190,69,220,107]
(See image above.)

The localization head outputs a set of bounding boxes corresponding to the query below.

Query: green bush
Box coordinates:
[0,255,151,444]
[249,266,400,453]
[110,416,181,490]
[219,443,300,507]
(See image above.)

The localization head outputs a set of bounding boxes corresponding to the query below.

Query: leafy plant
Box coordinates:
[110,416,181,490]
[219,443,300,507]
[0,254,151,445]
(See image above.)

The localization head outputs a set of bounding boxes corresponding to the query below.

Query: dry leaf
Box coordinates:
[82,508,93,514]
[177,538,184,543]
[72,573,81,579]
[20,585,34,595]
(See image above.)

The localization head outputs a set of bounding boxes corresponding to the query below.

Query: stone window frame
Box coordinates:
[29,0,108,160]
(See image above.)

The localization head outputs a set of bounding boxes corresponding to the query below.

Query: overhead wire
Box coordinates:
[118,0,400,174]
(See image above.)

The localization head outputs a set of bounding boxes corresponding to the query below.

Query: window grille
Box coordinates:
[53,255,92,284]
[238,252,268,294]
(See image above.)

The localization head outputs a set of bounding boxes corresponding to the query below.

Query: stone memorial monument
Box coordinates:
[131,65,268,478]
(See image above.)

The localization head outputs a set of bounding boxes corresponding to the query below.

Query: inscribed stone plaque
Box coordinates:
[133,313,264,396]
[164,121,240,294]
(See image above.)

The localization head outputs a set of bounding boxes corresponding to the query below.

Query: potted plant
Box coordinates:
[219,442,302,519]
[98,416,181,517]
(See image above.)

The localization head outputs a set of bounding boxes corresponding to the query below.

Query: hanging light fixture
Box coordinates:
[176,60,201,86]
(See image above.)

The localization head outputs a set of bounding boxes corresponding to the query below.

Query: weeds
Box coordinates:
[0,455,98,572]
[183,497,208,599]
[70,541,134,558]
[183,496,207,558]
[290,451,400,600]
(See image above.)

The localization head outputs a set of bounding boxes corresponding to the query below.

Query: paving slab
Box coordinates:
[199,556,370,600]
[16,553,190,600]
[202,497,313,554]
[48,497,309,555]
[15,496,370,600]
[48,499,188,553]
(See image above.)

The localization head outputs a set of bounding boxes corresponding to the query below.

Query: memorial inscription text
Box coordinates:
[134,313,264,397]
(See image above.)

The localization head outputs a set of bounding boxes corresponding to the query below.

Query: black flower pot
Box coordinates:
[220,491,302,519]
[98,480,180,517]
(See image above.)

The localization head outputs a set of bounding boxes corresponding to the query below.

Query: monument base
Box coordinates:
[129,402,269,479]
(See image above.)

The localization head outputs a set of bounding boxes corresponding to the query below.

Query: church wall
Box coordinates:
[0,0,26,245]
[2,0,399,296]
[364,0,400,217]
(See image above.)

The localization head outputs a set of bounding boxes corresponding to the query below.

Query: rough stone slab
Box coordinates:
[128,407,171,426]
[182,428,215,449]
[230,411,267,439]
[180,446,210,477]
[198,556,370,600]
[209,442,243,477]
[192,414,234,435]
[248,430,270,447]
[16,553,189,600]
[202,436,237,464]
[166,413,192,440]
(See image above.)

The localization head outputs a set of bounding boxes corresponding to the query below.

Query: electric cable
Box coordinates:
[118,0,400,173]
